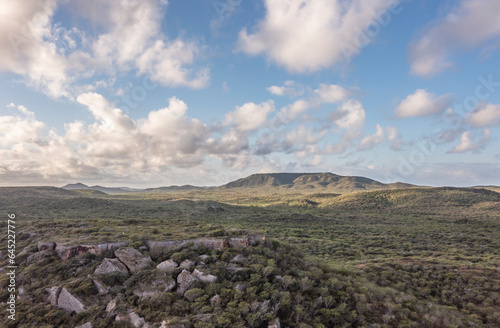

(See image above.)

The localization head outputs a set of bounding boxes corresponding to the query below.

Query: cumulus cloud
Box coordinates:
[448,129,491,153]
[223,101,275,132]
[409,0,500,76]
[275,83,350,122]
[330,99,366,132]
[396,89,453,118]
[266,80,304,97]
[0,0,209,98]
[238,0,400,73]
[358,124,398,150]
[465,102,500,127]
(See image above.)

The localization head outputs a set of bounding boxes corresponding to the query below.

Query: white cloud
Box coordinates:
[358,125,399,150]
[224,100,275,132]
[238,0,400,73]
[466,102,500,127]
[0,0,209,98]
[448,129,491,153]
[331,99,366,131]
[275,83,350,122]
[396,89,453,118]
[266,80,304,97]
[409,0,500,76]
[359,124,384,150]
[0,104,45,146]
[314,84,350,104]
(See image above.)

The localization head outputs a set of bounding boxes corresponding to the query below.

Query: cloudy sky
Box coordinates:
[1,0,500,187]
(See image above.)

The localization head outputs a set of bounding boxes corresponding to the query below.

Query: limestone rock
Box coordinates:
[192,269,217,283]
[57,288,85,313]
[46,286,60,306]
[179,259,195,269]
[106,299,117,312]
[235,283,246,291]
[133,278,176,299]
[177,270,196,295]
[156,259,178,271]
[56,242,127,261]
[199,254,210,261]
[128,309,148,328]
[94,258,129,275]
[92,279,110,294]
[114,248,153,273]
[75,323,93,328]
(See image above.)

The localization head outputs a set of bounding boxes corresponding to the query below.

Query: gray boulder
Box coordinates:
[114,248,153,273]
[57,288,85,313]
[133,278,176,299]
[156,259,178,271]
[46,286,60,306]
[106,299,117,312]
[94,258,129,275]
[177,270,196,295]
[179,259,195,269]
[192,269,217,283]
[55,242,128,261]
[129,310,146,328]
[92,279,110,294]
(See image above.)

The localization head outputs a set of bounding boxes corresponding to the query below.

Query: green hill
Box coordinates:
[220,172,414,193]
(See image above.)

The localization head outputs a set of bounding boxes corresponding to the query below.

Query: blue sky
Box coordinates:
[1,0,499,187]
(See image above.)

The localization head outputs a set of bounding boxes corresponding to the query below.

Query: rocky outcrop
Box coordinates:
[117,309,149,328]
[147,235,265,259]
[156,259,178,271]
[133,278,176,299]
[94,258,129,275]
[192,269,217,283]
[55,242,127,261]
[57,288,85,313]
[114,248,153,273]
[177,270,197,295]
[179,259,195,270]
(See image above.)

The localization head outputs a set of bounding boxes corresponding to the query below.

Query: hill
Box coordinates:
[62,183,140,194]
[143,185,207,193]
[221,172,414,193]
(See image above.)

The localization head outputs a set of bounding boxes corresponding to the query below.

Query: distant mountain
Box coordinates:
[143,185,207,193]
[62,183,139,194]
[220,172,415,193]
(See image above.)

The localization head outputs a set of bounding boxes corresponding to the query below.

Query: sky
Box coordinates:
[1,0,500,188]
